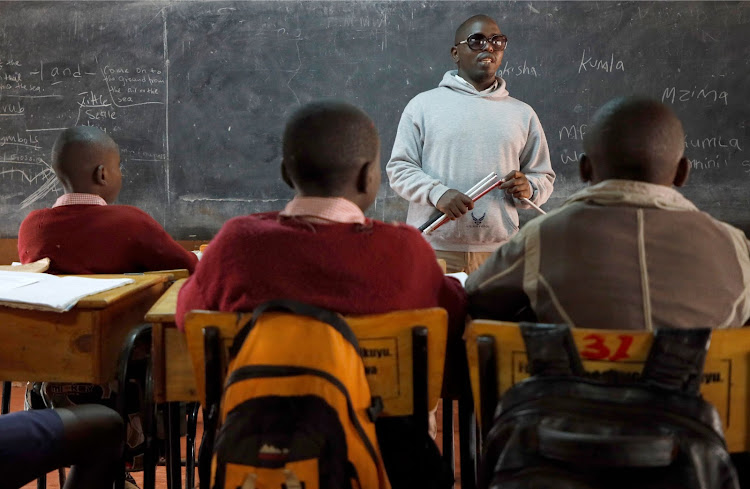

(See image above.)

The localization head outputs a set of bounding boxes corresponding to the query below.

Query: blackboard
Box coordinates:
[1,1,748,239]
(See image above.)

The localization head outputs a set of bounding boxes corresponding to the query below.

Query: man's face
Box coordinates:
[451,19,504,90]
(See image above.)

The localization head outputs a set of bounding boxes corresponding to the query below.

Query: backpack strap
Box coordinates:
[641,328,712,395]
[519,323,584,376]
[229,299,359,358]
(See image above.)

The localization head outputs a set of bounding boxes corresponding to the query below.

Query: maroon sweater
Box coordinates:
[176,212,466,334]
[18,204,198,274]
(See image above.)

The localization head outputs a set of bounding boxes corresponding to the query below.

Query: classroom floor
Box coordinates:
[10,384,461,489]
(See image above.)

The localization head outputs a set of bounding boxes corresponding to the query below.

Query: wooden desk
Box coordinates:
[145,278,197,404]
[0,274,170,384]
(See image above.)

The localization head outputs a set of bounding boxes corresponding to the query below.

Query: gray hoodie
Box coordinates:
[387,70,555,252]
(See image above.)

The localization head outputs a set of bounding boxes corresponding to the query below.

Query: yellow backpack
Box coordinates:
[201,300,391,489]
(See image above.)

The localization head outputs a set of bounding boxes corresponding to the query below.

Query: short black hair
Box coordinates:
[455,14,498,44]
[583,96,685,184]
[52,126,118,165]
[282,101,379,195]
[51,126,119,183]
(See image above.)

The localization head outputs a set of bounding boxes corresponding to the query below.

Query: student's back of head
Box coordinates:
[52,126,122,204]
[281,101,381,211]
[580,96,689,187]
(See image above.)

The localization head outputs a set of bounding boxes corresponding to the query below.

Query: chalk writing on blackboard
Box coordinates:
[578,50,625,74]
[662,86,729,106]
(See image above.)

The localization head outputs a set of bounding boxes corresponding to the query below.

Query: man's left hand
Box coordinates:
[499,171,532,200]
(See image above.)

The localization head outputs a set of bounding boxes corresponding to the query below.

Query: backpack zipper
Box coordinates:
[494,396,727,448]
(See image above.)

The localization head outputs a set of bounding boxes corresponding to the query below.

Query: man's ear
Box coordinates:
[356,160,372,194]
[579,153,592,183]
[450,46,459,63]
[280,161,294,189]
[673,156,690,187]
[94,164,106,185]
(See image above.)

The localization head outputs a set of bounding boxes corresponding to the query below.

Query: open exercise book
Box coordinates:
[0,270,134,312]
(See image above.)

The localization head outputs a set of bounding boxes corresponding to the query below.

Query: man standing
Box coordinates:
[387,14,555,273]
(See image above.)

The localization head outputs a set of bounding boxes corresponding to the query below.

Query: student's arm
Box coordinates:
[517,110,555,206]
[132,210,199,273]
[175,249,217,331]
[465,231,530,320]
[386,104,451,208]
[175,273,207,331]
[175,218,246,330]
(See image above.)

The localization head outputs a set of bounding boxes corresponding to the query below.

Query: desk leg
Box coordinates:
[1,381,11,414]
[166,402,183,489]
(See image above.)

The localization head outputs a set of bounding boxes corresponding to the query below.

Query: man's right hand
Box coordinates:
[436,189,474,219]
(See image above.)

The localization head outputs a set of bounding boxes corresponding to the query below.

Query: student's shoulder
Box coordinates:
[213,212,282,239]
[371,219,430,245]
[105,204,162,223]
[19,207,47,222]
[22,204,107,224]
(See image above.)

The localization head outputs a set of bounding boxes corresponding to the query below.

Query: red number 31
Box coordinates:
[580,334,634,361]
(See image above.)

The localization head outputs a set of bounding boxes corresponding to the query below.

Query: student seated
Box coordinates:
[466,96,750,329]
[176,101,466,489]
[17,126,196,486]
[18,126,197,274]
[1,404,123,489]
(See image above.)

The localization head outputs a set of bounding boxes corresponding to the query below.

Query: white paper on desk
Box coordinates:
[0,272,134,312]
[446,272,468,287]
[0,272,42,292]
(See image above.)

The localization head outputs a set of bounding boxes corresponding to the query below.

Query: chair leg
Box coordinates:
[186,402,200,489]
[58,467,66,487]
[117,323,153,489]
[166,402,183,489]
[411,327,429,435]
[142,349,157,489]
[199,327,224,489]
[458,392,477,489]
[477,335,498,443]
[441,399,455,488]
[1,381,11,414]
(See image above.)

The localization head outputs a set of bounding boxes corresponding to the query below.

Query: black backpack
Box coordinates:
[479,324,740,489]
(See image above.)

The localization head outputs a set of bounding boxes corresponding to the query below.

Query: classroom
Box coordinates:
[0,1,748,489]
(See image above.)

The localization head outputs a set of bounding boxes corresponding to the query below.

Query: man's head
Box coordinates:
[580,97,689,187]
[281,101,381,212]
[52,126,122,203]
[451,15,505,91]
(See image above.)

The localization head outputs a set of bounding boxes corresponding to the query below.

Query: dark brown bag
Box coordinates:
[479,324,740,489]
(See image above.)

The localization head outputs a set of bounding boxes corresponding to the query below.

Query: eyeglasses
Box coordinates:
[456,33,508,51]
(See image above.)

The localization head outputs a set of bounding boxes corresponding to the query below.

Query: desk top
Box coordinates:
[71,274,169,310]
[145,278,187,323]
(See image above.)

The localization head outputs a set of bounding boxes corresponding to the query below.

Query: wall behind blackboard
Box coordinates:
[1,1,748,239]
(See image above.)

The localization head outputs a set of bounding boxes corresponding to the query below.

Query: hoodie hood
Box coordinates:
[438,70,509,99]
